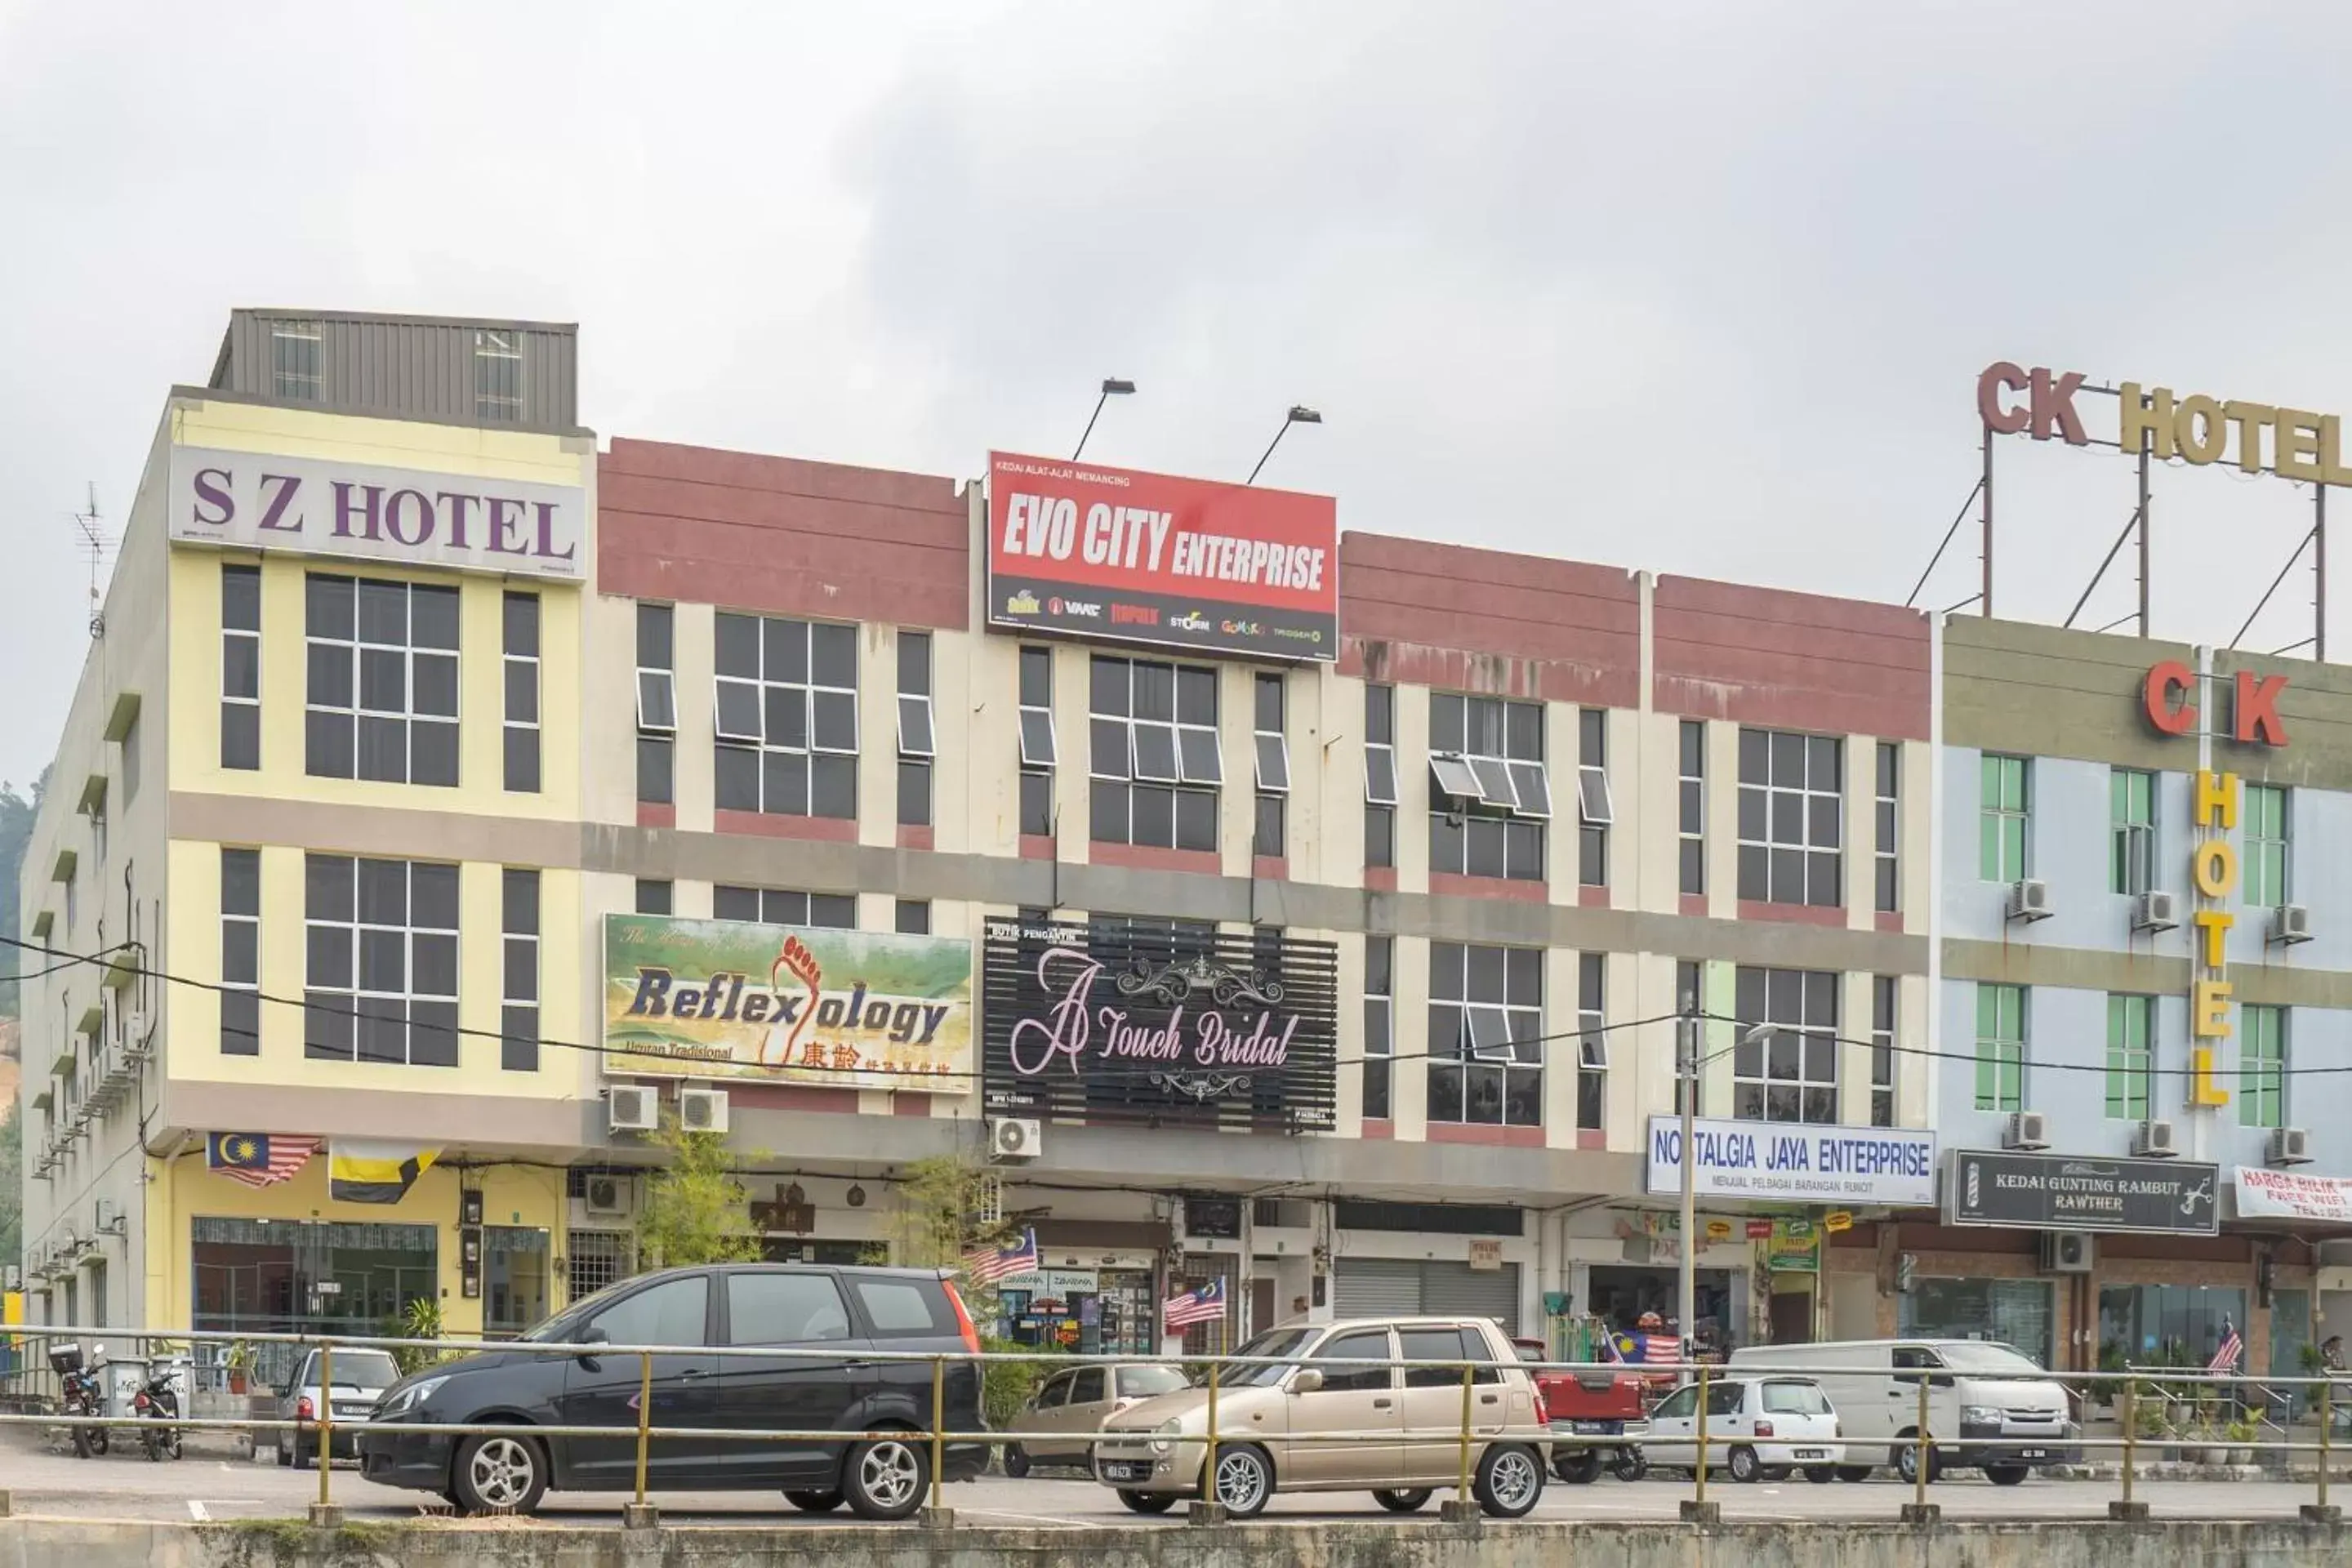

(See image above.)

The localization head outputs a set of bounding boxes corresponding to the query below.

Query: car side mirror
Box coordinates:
[1290,1369,1323,1396]
[577,1325,608,1369]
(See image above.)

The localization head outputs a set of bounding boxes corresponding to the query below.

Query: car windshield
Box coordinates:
[1936,1343,2045,1374]
[1224,1329,1318,1388]
[1120,1365,1189,1400]
[520,1276,639,1343]
[316,1350,400,1389]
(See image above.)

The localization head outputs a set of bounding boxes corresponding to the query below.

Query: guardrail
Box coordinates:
[0,1322,2346,1527]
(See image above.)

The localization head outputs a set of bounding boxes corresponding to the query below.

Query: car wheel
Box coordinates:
[452,1433,548,1517]
[785,1490,844,1513]
[1984,1463,2031,1486]
[1001,1443,1031,1479]
[1892,1439,1940,1486]
[1553,1447,1603,1485]
[1835,1465,1874,1483]
[1727,1446,1762,1484]
[1118,1490,1177,1514]
[1474,1445,1545,1519]
[1611,1450,1650,1483]
[1208,1444,1274,1518]
[843,1435,929,1521]
[1372,1488,1433,1512]
[1804,1465,1836,1484]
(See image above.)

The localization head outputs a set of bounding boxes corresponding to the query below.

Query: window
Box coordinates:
[2245,786,2289,908]
[270,321,322,401]
[1018,645,1055,838]
[1428,694,1548,882]
[1674,960,1703,1116]
[1732,966,1838,1124]
[635,880,672,915]
[1311,1329,1395,1392]
[221,565,261,770]
[726,1272,852,1343]
[568,1231,632,1303]
[1871,975,1897,1126]
[503,592,540,793]
[1762,1381,1833,1416]
[1254,672,1288,859]
[501,869,539,1073]
[1576,951,1606,1132]
[1578,708,1611,888]
[853,1276,957,1338]
[1363,935,1392,1120]
[635,604,676,806]
[1365,683,1396,869]
[303,855,460,1067]
[895,898,930,936]
[1089,655,1219,850]
[588,1275,707,1349]
[1678,719,1705,896]
[1874,741,1900,913]
[2240,1004,2285,1129]
[2110,768,2157,895]
[714,887,856,929]
[1428,942,1543,1127]
[1980,755,2029,882]
[898,630,933,827]
[1397,1326,1494,1388]
[474,328,523,421]
[715,613,858,820]
[221,849,260,1056]
[2105,994,2154,1120]
[1737,729,1842,906]
[1974,982,2023,1114]
[1067,1367,1107,1404]
[305,574,460,786]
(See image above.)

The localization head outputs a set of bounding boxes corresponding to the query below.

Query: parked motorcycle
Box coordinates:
[51,1342,107,1459]
[134,1364,183,1462]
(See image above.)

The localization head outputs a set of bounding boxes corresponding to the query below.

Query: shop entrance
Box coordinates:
[191,1218,437,1387]
[1001,1267,1158,1356]
[1584,1266,1731,1354]
[1334,1259,1522,1330]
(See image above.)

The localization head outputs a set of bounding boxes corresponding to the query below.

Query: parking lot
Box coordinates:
[0,1430,2336,1528]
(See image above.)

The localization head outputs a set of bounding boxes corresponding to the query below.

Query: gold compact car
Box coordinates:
[1090,1317,1548,1519]
[1003,1362,1192,1475]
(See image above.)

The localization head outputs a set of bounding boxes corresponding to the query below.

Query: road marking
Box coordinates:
[188,1501,209,1521]
[961,1508,1097,1528]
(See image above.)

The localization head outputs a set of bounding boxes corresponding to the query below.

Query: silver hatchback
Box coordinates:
[261,1348,402,1466]
[1004,1363,1191,1474]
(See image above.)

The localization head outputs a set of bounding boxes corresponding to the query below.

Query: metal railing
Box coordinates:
[1,1323,2348,1526]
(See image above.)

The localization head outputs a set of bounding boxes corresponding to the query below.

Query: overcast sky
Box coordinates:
[3,0,2349,786]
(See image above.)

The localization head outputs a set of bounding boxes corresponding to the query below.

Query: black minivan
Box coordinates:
[359,1263,990,1518]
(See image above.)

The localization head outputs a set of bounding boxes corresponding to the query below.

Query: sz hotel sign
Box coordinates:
[979,920,1338,1130]
[167,446,586,580]
[985,452,1339,662]
[1980,363,2352,482]
[2140,660,2291,1109]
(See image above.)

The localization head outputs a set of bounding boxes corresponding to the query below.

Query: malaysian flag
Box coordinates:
[2209,1319,2243,1376]
[1163,1278,1226,1330]
[1641,1332,1682,1365]
[962,1228,1039,1287]
[206,1133,320,1188]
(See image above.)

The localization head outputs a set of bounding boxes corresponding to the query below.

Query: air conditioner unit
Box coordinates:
[2007,879,2054,923]
[989,1117,1043,1161]
[2269,1127,2314,1168]
[2132,890,2180,934]
[94,1199,121,1234]
[2273,904,2314,946]
[2040,1231,2095,1273]
[678,1087,730,1135]
[607,1085,659,1134]
[583,1174,635,1218]
[2002,1111,2050,1152]
[2133,1118,2179,1158]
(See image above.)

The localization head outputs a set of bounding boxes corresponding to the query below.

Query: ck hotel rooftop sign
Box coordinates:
[168,446,586,580]
[1979,362,2352,483]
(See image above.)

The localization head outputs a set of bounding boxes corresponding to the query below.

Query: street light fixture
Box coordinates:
[1678,1017,1779,1366]
[1246,405,1322,484]
[1072,378,1137,461]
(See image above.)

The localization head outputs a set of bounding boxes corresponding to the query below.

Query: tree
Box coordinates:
[887,1150,1045,1426]
[0,1105,19,1271]
[632,1113,763,1269]
[0,774,47,1020]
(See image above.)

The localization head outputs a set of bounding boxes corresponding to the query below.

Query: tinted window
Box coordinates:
[1035,1374,1069,1409]
[726,1272,853,1345]
[1653,1386,1699,1421]
[1118,1365,1188,1400]
[1225,1327,1316,1388]
[852,1276,956,1338]
[589,1275,708,1349]
[1705,1383,1744,1418]
[1458,1327,1503,1384]
[1762,1381,1829,1415]
[1312,1330,1394,1393]
[1069,1368,1106,1404]
[1399,1327,1469,1388]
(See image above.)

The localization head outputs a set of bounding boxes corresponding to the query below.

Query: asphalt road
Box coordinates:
[0,1432,2336,1528]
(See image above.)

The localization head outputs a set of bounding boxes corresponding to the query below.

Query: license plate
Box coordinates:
[2020,1449,2047,1460]
[1102,1462,1149,1482]
[1793,1449,1827,1459]
[1571,1421,1613,1434]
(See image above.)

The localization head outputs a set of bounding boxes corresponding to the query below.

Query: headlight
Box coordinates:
[1961,1405,2002,1425]
[383,1374,451,1417]
[1152,1417,1183,1454]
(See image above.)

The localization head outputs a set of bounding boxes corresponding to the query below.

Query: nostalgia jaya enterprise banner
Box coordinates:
[603,915,974,1092]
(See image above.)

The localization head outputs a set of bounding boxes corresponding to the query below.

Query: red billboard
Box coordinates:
[985,452,1339,661]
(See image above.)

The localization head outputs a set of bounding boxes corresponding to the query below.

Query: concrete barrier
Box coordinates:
[2,1517,2350,1568]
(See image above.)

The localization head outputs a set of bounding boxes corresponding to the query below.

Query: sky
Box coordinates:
[3,0,2351,786]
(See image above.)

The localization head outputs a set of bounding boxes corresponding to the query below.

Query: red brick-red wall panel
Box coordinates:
[1654,576,1929,740]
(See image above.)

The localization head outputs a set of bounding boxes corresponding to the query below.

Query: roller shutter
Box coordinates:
[1333,1259,1423,1318]
[1334,1259,1521,1328]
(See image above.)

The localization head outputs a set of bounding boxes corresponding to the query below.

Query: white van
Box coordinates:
[1726,1339,2079,1484]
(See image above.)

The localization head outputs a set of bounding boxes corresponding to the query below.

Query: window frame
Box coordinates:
[1089,654,1220,852]
[635,603,676,807]
[1677,719,1705,897]
[1735,728,1844,907]
[2245,785,2289,908]
[503,590,541,794]
[2110,768,2158,897]
[221,564,262,771]
[304,574,461,787]
[220,847,261,1057]
[1974,982,2024,1115]
[1731,965,1840,1125]
[713,886,858,929]
[2238,1003,2286,1129]
[474,328,523,422]
[1428,693,1548,883]
[1980,754,2029,883]
[301,854,461,1068]
[1873,740,1900,914]
[1870,974,1897,1127]
[501,867,540,1073]
[713,612,860,821]
[1575,951,1606,1132]
[1362,935,1393,1121]
[270,320,323,402]
[1426,941,1544,1128]
[2105,994,2154,1120]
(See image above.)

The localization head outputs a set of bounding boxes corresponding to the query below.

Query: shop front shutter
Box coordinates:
[1334,1258,1423,1318]
[1419,1260,1521,1328]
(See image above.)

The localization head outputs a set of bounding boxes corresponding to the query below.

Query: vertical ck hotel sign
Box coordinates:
[2141,660,2290,1108]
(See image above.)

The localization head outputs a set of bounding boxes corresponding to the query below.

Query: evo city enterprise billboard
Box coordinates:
[986,452,1339,661]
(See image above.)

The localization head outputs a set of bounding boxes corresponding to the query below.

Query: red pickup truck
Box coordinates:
[1513,1339,1650,1483]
